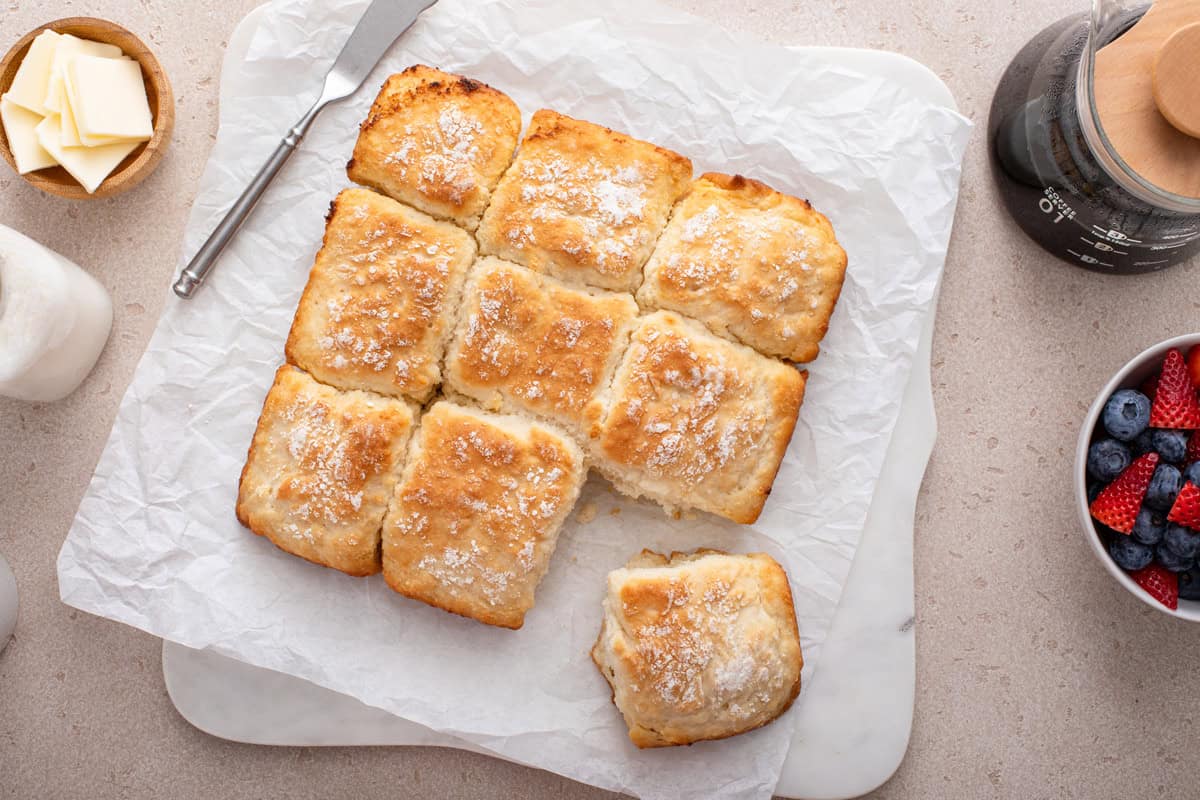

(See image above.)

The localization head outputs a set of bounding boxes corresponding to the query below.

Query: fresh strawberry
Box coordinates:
[1187,346,1200,389]
[1139,371,1160,401]
[1130,563,1179,610]
[1090,452,1160,533]
[1188,430,1200,464]
[1149,349,1200,429]
[1168,481,1200,529]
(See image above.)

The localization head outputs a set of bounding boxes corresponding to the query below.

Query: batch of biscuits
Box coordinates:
[236,65,847,748]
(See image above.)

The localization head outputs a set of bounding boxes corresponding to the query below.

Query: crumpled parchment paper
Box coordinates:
[57,1,970,797]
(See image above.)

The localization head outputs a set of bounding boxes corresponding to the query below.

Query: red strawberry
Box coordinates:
[1187,346,1200,389]
[1149,349,1200,429]
[1168,481,1200,529]
[1130,563,1179,610]
[1139,372,1160,401]
[1090,452,1159,533]
[1187,430,1200,464]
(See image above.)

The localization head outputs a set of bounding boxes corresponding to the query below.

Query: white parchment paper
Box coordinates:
[58,1,969,797]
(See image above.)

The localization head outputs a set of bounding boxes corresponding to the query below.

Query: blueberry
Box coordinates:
[1131,430,1156,457]
[1151,430,1189,463]
[1088,482,1104,503]
[1110,536,1154,571]
[1157,542,1196,573]
[1102,389,1151,441]
[1179,566,1200,601]
[1131,508,1166,546]
[1145,464,1183,511]
[1087,439,1131,483]
[1185,461,1200,487]
[1163,524,1200,559]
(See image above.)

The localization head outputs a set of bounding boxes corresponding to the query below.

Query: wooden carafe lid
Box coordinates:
[1095,0,1200,199]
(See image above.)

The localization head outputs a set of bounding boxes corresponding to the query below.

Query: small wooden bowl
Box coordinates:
[0,18,174,200]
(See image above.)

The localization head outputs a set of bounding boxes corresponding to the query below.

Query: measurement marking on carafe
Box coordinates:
[1067,248,1113,267]
[1089,225,1141,244]
[1079,236,1128,255]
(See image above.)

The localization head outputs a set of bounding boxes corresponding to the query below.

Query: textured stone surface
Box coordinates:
[2,1,1198,798]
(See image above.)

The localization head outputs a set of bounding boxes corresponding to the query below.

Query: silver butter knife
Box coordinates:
[173,0,438,299]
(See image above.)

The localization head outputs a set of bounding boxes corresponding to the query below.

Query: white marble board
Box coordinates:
[162,8,959,799]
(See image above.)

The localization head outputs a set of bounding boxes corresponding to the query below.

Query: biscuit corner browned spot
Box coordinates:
[457,76,483,93]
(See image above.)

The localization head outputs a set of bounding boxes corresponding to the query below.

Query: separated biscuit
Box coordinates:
[236,365,417,577]
[285,187,476,402]
[347,65,522,231]
[477,110,692,293]
[638,173,848,363]
[443,257,639,441]
[591,311,805,524]
[592,549,803,748]
[381,401,586,629]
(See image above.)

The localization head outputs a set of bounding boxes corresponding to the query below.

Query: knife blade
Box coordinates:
[172,0,439,299]
[320,0,439,103]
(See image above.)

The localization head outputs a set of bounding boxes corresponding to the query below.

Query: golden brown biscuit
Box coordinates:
[285,187,476,402]
[591,549,803,748]
[236,365,416,577]
[477,110,692,293]
[591,311,805,524]
[443,257,639,441]
[381,401,586,629]
[347,66,522,231]
[638,173,848,363]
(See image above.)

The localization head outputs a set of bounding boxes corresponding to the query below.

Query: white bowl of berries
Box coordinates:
[1077,334,1200,619]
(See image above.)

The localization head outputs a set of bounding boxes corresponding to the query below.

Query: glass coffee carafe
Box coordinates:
[989,0,1200,273]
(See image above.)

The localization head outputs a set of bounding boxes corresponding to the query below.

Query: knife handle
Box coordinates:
[172,106,321,299]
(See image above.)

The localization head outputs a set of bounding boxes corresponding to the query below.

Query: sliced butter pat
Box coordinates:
[59,66,139,148]
[6,30,61,114]
[66,55,153,141]
[43,34,123,114]
[0,95,57,173]
[35,114,139,194]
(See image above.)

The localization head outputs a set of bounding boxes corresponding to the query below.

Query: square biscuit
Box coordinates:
[591,311,806,524]
[477,110,692,293]
[381,401,586,629]
[591,549,803,748]
[236,365,417,577]
[638,173,848,363]
[443,257,639,441]
[347,65,522,231]
[285,187,476,402]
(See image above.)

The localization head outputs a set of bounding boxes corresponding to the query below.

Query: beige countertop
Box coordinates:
[2,0,1198,798]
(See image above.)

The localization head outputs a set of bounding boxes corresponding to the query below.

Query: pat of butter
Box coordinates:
[43,34,122,114]
[0,95,57,173]
[34,115,139,194]
[66,55,153,141]
[60,64,140,148]
[6,30,61,114]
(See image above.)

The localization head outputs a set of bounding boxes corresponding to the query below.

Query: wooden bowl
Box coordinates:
[0,18,174,199]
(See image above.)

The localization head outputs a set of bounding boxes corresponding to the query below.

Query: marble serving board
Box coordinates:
[162,8,958,799]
